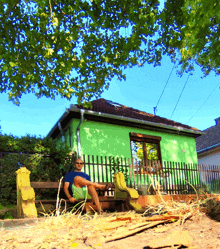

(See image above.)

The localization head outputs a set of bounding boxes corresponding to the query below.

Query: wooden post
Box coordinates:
[132,159,136,190]
[15,167,37,218]
[128,158,132,188]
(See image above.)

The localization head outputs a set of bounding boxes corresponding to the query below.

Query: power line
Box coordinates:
[186,82,220,125]
[170,73,191,119]
[153,62,176,115]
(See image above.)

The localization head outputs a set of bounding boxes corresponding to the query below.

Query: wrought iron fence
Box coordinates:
[131,160,201,195]
[80,154,131,196]
[1,151,219,195]
[77,154,220,195]
[198,164,220,193]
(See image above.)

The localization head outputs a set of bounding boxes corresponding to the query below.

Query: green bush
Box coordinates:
[0,134,73,206]
[210,179,220,193]
[197,180,220,195]
[110,156,130,183]
[3,211,14,219]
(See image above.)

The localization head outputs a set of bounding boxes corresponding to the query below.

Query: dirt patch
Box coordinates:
[1,196,220,249]
[0,217,48,230]
[102,214,220,249]
[0,213,220,249]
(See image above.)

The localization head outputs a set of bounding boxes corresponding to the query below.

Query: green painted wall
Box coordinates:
[63,118,198,164]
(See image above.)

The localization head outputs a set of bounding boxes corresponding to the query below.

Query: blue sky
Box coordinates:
[0,56,219,137]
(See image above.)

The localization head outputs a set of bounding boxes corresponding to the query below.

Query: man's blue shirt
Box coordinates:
[64,171,91,196]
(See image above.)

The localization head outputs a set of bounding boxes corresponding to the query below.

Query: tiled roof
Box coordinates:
[77,98,200,132]
[196,117,220,151]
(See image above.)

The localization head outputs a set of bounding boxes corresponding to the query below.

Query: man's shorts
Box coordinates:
[72,185,92,200]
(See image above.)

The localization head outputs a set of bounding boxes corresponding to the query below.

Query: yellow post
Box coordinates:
[15,167,37,218]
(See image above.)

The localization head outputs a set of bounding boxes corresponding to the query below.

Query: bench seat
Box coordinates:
[31,181,127,212]
[16,167,143,218]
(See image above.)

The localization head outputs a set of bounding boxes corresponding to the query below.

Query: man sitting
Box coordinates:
[63,158,110,214]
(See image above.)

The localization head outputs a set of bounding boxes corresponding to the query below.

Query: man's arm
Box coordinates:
[63,182,75,203]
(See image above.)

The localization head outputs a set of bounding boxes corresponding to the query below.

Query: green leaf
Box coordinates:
[9,62,17,67]
[1,0,219,105]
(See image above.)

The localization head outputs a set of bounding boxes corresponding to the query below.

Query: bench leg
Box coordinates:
[121,202,125,212]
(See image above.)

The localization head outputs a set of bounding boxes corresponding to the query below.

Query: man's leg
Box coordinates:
[87,185,102,213]
[73,176,105,213]
[73,176,106,190]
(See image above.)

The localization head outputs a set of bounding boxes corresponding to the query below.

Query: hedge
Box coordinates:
[0,134,73,206]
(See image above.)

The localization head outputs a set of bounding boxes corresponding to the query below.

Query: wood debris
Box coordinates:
[0,210,190,248]
[2,194,219,248]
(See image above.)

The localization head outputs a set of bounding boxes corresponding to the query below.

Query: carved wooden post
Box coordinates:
[15,167,37,218]
[113,172,143,211]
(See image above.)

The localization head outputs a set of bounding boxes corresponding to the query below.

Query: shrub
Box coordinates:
[0,134,72,206]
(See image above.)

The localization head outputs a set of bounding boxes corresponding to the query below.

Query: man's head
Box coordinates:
[74,158,84,172]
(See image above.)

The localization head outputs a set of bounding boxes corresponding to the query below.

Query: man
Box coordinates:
[63,158,110,214]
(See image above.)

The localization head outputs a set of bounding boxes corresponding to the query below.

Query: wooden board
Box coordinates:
[30,182,115,189]
[31,182,62,188]
[35,197,126,204]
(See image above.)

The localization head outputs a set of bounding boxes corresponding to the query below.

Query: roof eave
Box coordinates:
[67,105,204,137]
[46,109,70,138]
[47,105,204,138]
[197,143,220,154]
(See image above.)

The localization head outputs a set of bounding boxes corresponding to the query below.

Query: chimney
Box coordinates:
[215,117,220,126]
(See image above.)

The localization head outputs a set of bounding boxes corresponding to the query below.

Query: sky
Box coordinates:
[0,55,219,137]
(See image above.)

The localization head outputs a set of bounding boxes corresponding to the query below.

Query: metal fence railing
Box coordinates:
[1,151,219,195]
[78,154,220,195]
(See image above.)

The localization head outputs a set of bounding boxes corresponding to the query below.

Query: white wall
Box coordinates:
[198,152,220,166]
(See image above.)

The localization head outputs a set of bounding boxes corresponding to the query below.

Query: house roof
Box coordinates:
[76,98,200,130]
[47,98,204,138]
[196,117,220,152]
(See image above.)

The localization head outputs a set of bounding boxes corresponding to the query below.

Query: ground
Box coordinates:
[1,196,220,249]
[0,212,220,249]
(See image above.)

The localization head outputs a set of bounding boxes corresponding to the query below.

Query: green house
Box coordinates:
[48,98,203,162]
[47,99,204,190]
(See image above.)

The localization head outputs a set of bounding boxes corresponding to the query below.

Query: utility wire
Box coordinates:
[170,73,191,119]
[153,62,176,115]
[186,82,220,125]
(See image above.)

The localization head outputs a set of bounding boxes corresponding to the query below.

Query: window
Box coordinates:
[130,132,162,168]
[105,100,123,108]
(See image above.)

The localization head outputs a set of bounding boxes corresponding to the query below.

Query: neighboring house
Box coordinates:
[196,117,220,166]
[47,98,203,165]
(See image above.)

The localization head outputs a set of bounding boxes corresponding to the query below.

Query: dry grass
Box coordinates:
[2,194,220,249]
[1,178,220,249]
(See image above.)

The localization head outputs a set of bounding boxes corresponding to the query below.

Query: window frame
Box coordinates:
[130,132,162,166]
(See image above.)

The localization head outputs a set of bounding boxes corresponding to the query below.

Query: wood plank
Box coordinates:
[35,197,127,204]
[31,182,63,188]
[130,132,162,141]
[35,199,63,203]
[31,182,115,189]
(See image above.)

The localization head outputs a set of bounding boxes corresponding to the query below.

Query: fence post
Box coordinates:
[132,159,136,189]
[128,158,132,188]
[15,167,37,218]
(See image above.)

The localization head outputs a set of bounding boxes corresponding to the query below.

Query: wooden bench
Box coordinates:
[16,167,143,218]
[30,181,127,212]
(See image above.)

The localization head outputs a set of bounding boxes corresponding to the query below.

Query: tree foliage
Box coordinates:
[162,0,220,76]
[0,0,219,105]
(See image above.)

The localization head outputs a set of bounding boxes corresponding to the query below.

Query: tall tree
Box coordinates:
[1,0,219,105]
[162,0,220,75]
